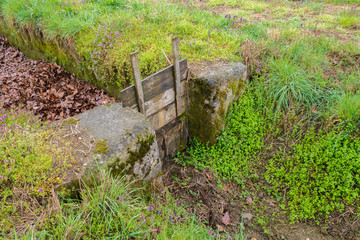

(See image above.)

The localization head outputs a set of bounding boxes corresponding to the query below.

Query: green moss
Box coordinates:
[61,118,79,126]
[94,140,109,155]
[188,76,246,145]
[110,134,155,177]
[188,77,216,144]
[127,134,155,167]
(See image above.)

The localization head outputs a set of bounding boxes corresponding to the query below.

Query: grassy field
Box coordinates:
[1,0,358,90]
[1,0,360,238]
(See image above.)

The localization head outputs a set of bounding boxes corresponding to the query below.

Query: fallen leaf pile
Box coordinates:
[0,37,116,121]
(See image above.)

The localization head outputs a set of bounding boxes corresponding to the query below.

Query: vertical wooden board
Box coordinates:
[172,37,182,116]
[130,51,145,114]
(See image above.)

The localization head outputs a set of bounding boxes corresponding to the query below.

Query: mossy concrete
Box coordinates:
[65,103,162,185]
[189,62,247,145]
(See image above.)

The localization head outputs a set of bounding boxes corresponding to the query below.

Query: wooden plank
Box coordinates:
[145,87,175,117]
[148,102,177,130]
[172,37,182,116]
[145,80,186,117]
[155,115,189,158]
[124,80,186,112]
[121,59,187,107]
[147,97,186,129]
[130,51,145,114]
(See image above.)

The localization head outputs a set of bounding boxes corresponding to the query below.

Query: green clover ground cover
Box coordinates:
[179,21,359,226]
[266,127,360,222]
[181,78,360,224]
[178,85,274,186]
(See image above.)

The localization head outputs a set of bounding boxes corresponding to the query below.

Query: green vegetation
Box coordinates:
[179,86,272,186]
[1,0,360,237]
[0,109,247,239]
[94,139,109,154]
[266,127,360,222]
[0,109,74,234]
[1,0,357,94]
[266,58,325,114]
[33,170,211,239]
[176,0,359,231]
[0,0,242,90]
[181,76,360,228]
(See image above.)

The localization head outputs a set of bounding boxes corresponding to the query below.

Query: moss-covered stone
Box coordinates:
[188,77,216,144]
[94,140,109,155]
[110,134,155,177]
[66,103,161,184]
[189,62,247,145]
[128,134,155,166]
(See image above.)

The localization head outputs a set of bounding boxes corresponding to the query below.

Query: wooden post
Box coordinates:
[130,51,145,114]
[172,36,182,116]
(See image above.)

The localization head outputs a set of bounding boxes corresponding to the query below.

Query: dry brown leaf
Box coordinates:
[221,211,231,225]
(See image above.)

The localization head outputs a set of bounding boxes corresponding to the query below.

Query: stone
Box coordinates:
[63,103,162,187]
[188,62,247,144]
[242,212,254,220]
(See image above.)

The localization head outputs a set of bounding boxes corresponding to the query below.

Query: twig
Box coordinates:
[162,49,172,65]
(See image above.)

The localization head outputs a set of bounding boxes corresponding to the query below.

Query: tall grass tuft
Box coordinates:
[333,93,360,124]
[266,58,323,115]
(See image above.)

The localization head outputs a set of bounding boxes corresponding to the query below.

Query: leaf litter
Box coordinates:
[0,37,116,121]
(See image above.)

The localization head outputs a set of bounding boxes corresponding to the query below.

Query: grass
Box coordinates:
[338,11,360,28]
[176,0,359,231]
[1,0,360,237]
[0,0,242,88]
[1,0,358,92]
[333,93,360,123]
[266,58,324,114]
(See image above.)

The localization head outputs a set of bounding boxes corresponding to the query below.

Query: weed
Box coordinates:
[337,11,359,28]
[178,84,274,186]
[266,127,360,222]
[0,0,242,87]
